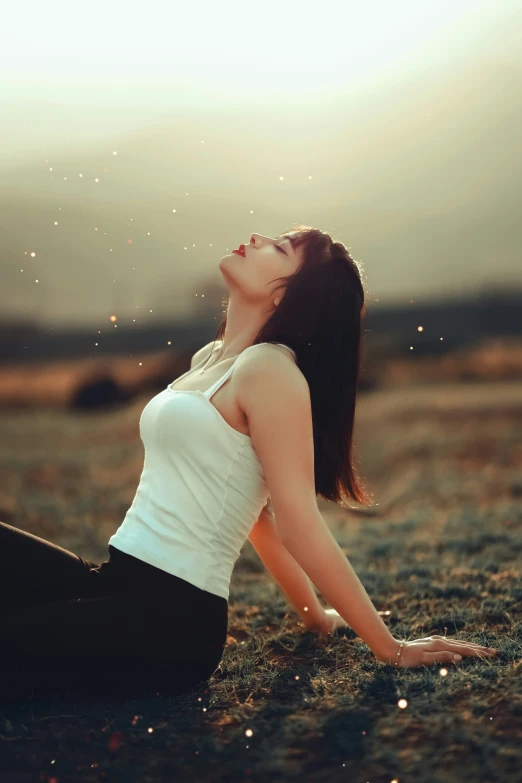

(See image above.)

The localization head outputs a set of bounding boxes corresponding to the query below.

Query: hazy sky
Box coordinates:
[1,0,521,327]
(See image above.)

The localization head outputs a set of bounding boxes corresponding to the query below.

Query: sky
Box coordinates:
[1,0,521,327]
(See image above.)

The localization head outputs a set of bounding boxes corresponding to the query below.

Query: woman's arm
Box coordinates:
[279,511,398,661]
[236,348,398,661]
[247,506,327,631]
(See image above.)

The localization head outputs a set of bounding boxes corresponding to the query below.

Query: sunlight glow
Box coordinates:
[1,0,494,105]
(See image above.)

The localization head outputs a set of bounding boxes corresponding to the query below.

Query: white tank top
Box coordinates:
[108,342,297,600]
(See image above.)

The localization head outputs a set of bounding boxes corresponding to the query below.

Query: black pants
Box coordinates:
[0,520,228,704]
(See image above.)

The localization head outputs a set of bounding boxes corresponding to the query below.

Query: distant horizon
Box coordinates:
[2,283,522,333]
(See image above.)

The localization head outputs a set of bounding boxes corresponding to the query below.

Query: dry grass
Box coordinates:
[380,336,522,387]
[0,364,521,781]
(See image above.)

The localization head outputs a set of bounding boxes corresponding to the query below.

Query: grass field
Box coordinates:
[0,375,521,782]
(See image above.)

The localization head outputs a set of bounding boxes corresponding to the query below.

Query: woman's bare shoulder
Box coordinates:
[235,344,305,403]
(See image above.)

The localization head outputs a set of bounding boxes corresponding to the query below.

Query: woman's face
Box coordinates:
[219,232,302,306]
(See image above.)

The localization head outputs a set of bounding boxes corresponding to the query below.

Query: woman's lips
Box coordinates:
[232,244,245,256]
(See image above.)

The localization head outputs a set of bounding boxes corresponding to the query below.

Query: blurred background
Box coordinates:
[1,0,521,560]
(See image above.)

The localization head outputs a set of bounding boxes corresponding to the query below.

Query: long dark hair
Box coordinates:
[211,225,373,510]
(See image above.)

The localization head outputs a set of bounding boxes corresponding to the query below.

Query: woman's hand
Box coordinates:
[305,607,349,636]
[377,634,499,668]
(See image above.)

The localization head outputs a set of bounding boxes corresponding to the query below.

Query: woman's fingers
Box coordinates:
[446,643,497,657]
[426,646,496,663]
[395,637,500,669]
[452,645,497,659]
[423,651,464,665]
[431,636,498,655]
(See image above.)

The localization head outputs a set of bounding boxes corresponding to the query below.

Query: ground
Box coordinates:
[0,375,521,782]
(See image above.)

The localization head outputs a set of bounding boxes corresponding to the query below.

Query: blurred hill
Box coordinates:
[0,289,521,409]
[1,287,521,365]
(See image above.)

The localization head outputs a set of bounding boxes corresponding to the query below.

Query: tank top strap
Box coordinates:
[202,342,296,400]
[202,344,261,399]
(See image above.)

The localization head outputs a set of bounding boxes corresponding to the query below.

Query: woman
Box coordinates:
[0,227,498,704]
